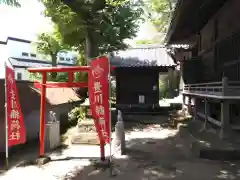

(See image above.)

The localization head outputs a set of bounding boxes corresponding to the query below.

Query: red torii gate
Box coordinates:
[28,66,115,159]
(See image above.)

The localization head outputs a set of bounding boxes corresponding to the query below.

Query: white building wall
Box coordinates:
[14,67,30,81]
[7,39,41,60]
[0,37,78,80]
[7,39,77,64]
[0,44,9,79]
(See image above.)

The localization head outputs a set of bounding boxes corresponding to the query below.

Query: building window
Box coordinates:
[22,52,29,56]
[138,95,145,104]
[59,57,64,61]
[30,53,37,57]
[66,58,70,61]
[17,72,22,80]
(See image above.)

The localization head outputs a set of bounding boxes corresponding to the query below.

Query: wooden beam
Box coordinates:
[204,97,208,129]
[34,82,88,89]
[28,66,90,73]
[220,100,230,139]
[28,66,116,73]
[197,112,221,127]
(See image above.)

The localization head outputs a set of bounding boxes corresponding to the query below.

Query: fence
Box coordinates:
[183,77,240,98]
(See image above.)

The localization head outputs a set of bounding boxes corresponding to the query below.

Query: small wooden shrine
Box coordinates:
[109,46,176,113]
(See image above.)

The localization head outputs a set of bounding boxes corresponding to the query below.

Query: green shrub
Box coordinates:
[159,78,168,98]
[68,106,88,124]
[59,106,86,134]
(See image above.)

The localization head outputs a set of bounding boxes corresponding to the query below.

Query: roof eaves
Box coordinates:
[9,57,74,67]
[164,0,184,45]
[110,47,176,67]
[7,37,32,44]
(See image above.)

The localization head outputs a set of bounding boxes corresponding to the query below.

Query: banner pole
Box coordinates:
[4,62,9,170]
[108,58,113,175]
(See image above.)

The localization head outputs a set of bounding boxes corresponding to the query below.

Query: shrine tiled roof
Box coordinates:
[109,46,176,67]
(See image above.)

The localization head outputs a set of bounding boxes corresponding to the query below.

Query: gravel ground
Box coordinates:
[1,118,240,180]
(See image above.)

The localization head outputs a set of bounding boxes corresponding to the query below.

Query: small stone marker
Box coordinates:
[113,110,126,155]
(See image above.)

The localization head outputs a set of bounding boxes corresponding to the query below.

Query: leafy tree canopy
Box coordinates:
[35,26,70,57]
[34,26,72,80]
[145,0,177,35]
[40,0,144,58]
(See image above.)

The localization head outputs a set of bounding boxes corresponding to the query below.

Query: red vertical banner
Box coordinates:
[5,65,26,147]
[88,56,110,143]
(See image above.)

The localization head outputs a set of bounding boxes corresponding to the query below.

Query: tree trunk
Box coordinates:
[51,53,58,80]
[85,30,99,64]
[77,30,99,100]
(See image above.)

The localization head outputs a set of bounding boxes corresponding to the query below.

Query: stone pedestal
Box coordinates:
[45,121,60,152]
[112,110,126,155]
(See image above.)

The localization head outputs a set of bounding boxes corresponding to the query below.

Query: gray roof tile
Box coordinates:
[109,47,176,67]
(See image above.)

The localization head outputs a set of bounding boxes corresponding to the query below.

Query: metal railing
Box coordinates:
[183,77,240,97]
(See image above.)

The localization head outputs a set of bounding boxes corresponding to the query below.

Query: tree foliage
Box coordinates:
[146,0,177,34]
[40,0,144,59]
[0,0,20,7]
[36,33,60,58]
[33,26,89,97]
[34,27,71,80]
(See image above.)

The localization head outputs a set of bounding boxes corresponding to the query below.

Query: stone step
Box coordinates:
[70,119,100,145]
[78,119,95,126]
[77,119,96,133]
[71,132,100,145]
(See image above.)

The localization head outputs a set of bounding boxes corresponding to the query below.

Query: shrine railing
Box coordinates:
[183,77,240,98]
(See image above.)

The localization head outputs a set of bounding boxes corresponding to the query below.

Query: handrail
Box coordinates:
[184,82,222,86]
[183,80,240,97]
[186,87,222,89]
[184,81,240,87]
[228,86,240,89]
[228,81,240,86]
[228,81,240,83]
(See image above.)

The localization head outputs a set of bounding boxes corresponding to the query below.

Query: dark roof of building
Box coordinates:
[165,0,228,44]
[109,46,176,67]
[9,57,73,68]
[0,37,32,45]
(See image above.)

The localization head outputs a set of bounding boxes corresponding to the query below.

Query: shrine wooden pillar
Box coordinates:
[220,77,230,139]
[187,96,192,114]
[203,97,208,130]
[39,72,47,156]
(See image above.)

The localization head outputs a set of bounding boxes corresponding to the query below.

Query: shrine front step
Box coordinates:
[72,119,98,145]
[71,132,100,145]
[77,119,96,133]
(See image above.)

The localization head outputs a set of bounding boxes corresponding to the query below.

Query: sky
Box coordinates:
[0,0,157,43]
[0,0,52,41]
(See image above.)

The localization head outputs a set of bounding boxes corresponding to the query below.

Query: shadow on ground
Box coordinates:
[49,116,240,180]
[2,114,240,180]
